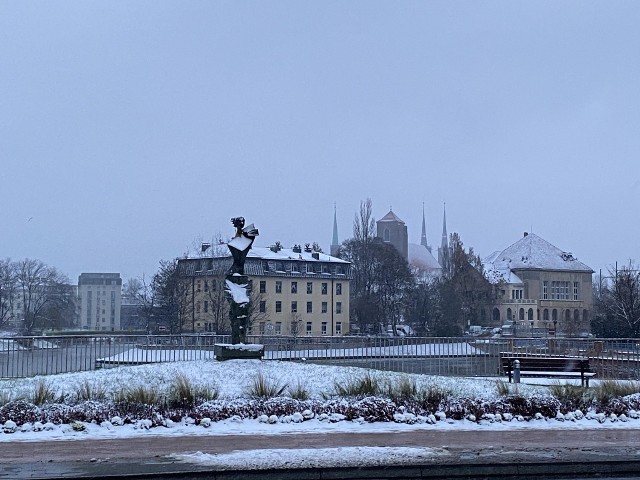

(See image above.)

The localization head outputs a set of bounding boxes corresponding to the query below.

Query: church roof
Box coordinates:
[483,233,592,280]
[408,243,442,271]
[378,210,405,223]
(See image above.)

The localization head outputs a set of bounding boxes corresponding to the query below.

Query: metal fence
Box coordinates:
[0,334,639,380]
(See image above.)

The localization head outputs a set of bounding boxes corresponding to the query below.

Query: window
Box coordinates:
[336,302,342,314]
[291,263,299,273]
[321,283,328,295]
[275,281,282,294]
[384,228,390,242]
[511,289,523,300]
[551,281,570,300]
[196,302,201,314]
[543,281,548,300]
[321,302,327,313]
[204,281,209,293]
[291,301,297,313]
[196,280,201,293]
[306,282,313,294]
[306,322,312,335]
[204,301,209,313]
[321,322,327,335]
[259,281,266,294]
[336,283,342,295]
[291,281,297,294]
[275,301,282,313]
[259,300,266,313]
[335,322,342,335]
[573,282,579,300]
[307,301,312,313]
[275,322,282,335]
[543,308,549,321]
[259,322,265,335]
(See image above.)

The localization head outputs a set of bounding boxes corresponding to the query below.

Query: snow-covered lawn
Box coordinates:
[1,359,639,444]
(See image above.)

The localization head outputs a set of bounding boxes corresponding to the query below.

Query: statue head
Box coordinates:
[231,217,245,230]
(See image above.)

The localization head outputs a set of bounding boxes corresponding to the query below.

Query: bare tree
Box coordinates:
[353,198,375,243]
[15,259,72,334]
[593,262,640,337]
[152,259,194,334]
[0,258,17,329]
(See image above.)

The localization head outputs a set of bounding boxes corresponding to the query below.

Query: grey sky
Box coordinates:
[2,1,639,282]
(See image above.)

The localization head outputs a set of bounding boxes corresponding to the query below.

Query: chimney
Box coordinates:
[524,232,528,237]
[292,244,302,254]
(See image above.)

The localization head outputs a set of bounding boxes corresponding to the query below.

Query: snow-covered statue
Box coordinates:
[225,217,259,344]
[227,217,259,275]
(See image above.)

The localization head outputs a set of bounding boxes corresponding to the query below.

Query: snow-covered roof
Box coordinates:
[483,233,593,275]
[408,243,442,271]
[246,246,349,264]
[377,211,405,224]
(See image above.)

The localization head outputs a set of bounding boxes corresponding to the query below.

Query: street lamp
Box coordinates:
[553,319,558,337]
[530,320,534,338]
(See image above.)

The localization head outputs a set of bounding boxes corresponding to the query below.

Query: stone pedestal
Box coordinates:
[214,343,264,361]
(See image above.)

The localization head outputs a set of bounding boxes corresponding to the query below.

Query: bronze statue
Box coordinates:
[227,217,259,275]
[225,217,259,344]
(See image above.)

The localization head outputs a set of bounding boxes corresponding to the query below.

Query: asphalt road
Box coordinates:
[3,428,640,479]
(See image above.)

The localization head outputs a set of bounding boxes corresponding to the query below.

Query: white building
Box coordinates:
[77,273,122,331]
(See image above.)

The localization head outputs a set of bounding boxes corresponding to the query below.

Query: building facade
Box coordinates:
[483,233,593,336]
[77,273,122,331]
[178,245,352,336]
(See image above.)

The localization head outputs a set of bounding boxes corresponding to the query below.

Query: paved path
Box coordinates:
[3,429,640,479]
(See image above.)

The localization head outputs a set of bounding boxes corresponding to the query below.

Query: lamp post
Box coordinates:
[530,320,534,338]
[553,319,557,337]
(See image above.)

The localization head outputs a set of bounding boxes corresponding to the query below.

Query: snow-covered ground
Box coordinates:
[1,359,639,447]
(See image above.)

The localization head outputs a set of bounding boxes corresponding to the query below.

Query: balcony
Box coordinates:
[501,299,537,304]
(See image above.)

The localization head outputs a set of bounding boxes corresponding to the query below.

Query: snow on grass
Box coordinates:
[1,359,640,444]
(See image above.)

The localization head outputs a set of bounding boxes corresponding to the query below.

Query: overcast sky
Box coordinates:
[2,1,639,283]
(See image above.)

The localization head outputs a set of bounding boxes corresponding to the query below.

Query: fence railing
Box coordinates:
[0,334,638,380]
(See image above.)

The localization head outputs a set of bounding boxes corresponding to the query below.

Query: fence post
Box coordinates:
[513,359,520,384]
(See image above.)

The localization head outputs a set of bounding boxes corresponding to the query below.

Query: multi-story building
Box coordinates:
[178,244,352,336]
[483,233,593,336]
[77,273,122,331]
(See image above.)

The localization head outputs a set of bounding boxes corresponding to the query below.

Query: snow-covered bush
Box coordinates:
[3,420,18,433]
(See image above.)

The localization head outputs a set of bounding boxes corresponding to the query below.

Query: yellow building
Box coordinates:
[484,233,593,336]
[178,244,351,336]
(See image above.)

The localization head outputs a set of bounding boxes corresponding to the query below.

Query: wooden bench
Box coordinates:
[500,353,596,387]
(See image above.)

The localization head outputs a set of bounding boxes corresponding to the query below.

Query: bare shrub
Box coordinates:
[246,372,287,399]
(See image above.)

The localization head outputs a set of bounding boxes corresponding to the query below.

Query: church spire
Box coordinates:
[420,202,431,253]
[440,202,448,250]
[330,203,339,256]
[438,202,450,273]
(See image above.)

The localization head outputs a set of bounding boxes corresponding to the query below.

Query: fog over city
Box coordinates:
[2,2,639,282]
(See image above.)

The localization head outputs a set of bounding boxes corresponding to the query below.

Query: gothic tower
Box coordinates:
[330,203,340,257]
[420,202,432,253]
[437,203,450,273]
[376,209,408,261]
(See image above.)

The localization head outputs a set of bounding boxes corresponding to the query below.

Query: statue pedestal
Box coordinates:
[214,343,264,361]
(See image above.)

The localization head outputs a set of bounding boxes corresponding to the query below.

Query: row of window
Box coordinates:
[259,300,343,314]
[542,281,579,300]
[262,280,343,295]
[256,321,343,335]
[263,261,346,276]
[499,307,589,322]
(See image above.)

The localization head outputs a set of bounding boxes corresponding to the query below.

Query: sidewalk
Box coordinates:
[3,429,640,479]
